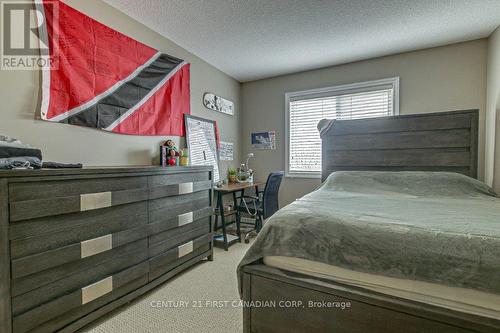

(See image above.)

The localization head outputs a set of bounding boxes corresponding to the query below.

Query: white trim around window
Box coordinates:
[285,77,400,178]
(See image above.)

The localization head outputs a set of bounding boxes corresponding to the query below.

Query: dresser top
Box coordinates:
[0,165,213,178]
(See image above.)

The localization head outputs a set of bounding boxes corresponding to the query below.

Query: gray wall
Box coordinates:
[0,0,240,172]
[241,40,488,206]
[486,27,500,192]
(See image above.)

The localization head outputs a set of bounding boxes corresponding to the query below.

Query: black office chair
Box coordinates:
[236,171,284,243]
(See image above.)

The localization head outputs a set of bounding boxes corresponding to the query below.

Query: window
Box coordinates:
[285,77,399,178]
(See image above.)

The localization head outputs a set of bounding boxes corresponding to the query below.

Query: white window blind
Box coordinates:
[286,78,399,177]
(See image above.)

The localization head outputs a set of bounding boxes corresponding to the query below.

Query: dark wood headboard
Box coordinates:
[318,110,479,181]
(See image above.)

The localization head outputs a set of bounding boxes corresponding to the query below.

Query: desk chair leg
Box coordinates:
[217,191,228,251]
[233,191,242,242]
[236,212,242,242]
[256,215,263,232]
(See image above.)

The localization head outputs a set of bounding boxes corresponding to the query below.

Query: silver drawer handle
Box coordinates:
[178,182,193,195]
[80,192,112,211]
[81,234,113,258]
[81,276,113,304]
[178,211,194,227]
[178,241,194,258]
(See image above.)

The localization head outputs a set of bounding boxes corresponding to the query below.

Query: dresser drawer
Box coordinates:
[11,221,149,279]
[148,179,212,200]
[9,201,148,260]
[11,239,147,297]
[149,234,211,281]
[149,206,212,237]
[149,219,210,258]
[148,172,210,186]
[12,262,149,333]
[12,243,148,315]
[9,176,149,222]
[148,190,210,224]
[29,276,148,333]
[9,201,147,241]
[9,176,148,202]
[148,171,209,190]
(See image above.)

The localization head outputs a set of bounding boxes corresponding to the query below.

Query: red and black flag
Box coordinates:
[36,0,190,136]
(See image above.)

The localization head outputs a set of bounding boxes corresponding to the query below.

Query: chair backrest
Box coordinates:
[262,171,284,219]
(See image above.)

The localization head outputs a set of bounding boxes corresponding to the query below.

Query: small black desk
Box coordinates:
[213,181,265,250]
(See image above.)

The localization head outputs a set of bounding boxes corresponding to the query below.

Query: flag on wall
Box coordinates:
[36,0,190,136]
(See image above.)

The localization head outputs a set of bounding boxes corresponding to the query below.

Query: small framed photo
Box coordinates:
[251,131,276,150]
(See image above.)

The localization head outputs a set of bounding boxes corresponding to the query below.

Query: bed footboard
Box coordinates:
[241,265,500,333]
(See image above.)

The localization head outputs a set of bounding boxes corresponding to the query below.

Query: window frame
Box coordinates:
[285,77,400,178]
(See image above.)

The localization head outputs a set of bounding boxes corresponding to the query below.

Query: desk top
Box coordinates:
[214,181,265,193]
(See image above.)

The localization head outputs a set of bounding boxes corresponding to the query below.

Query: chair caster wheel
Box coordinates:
[245,239,250,244]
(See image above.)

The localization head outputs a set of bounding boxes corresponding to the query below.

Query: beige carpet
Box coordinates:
[82,241,251,333]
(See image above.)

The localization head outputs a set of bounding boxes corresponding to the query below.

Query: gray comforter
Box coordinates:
[238,171,500,295]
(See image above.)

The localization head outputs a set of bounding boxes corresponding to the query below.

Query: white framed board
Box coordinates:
[184,115,220,183]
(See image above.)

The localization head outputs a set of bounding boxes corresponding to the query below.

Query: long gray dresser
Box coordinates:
[0,166,213,333]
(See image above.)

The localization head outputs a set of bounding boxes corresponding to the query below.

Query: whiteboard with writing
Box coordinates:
[184,115,220,183]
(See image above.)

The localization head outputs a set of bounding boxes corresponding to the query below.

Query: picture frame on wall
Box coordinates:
[219,141,234,161]
[251,131,276,150]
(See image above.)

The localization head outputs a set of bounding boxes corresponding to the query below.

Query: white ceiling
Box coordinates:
[104,0,500,82]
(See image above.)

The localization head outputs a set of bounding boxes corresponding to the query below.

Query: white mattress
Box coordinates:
[263,256,500,319]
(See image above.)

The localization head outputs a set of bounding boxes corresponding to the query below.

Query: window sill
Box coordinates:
[285,172,321,179]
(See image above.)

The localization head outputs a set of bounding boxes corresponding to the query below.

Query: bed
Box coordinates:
[238,109,500,333]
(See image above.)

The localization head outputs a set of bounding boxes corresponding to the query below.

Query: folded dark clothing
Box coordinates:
[42,162,83,169]
[0,147,42,160]
[0,156,42,169]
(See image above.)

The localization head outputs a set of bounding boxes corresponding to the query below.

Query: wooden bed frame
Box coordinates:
[240,110,500,333]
